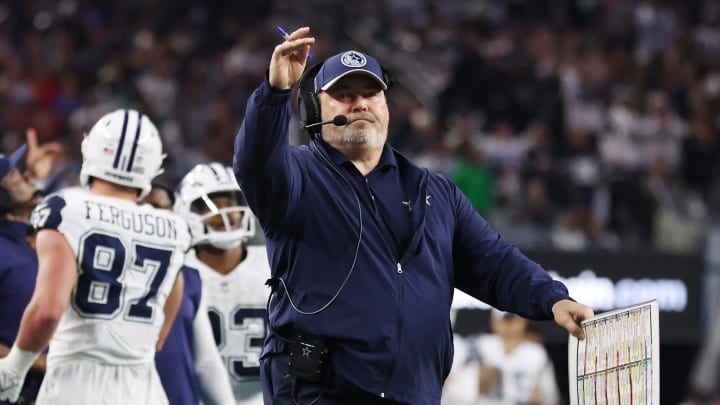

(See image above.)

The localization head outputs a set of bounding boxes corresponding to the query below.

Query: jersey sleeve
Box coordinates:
[30,194,67,232]
[31,193,83,255]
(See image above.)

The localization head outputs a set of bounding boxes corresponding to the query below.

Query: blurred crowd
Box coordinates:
[2,0,720,253]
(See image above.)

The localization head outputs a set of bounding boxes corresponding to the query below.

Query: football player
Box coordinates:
[442,310,560,405]
[175,162,270,405]
[0,109,191,405]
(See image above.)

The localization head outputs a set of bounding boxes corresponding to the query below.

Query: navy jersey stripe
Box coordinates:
[208,162,223,182]
[112,110,130,169]
[126,111,143,171]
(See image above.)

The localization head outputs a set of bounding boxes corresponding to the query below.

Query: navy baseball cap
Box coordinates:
[314,50,388,92]
[0,143,27,180]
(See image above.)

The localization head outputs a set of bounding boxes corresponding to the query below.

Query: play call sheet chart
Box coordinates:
[568,300,660,405]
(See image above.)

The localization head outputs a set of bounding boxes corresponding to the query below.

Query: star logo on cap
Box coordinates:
[341,51,367,68]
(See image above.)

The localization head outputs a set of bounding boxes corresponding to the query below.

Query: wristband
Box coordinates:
[2,344,40,376]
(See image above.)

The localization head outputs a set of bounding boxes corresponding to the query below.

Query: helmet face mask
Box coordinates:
[80,109,165,200]
[175,163,255,248]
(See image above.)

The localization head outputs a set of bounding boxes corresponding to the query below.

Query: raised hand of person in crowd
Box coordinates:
[269,26,314,90]
[24,128,63,182]
[552,299,595,339]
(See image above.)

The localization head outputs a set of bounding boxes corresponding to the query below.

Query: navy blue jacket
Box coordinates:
[233,81,571,404]
[0,220,41,404]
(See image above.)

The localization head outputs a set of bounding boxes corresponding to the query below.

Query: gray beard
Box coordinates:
[339,129,384,147]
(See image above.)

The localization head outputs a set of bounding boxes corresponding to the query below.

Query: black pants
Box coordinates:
[260,352,404,405]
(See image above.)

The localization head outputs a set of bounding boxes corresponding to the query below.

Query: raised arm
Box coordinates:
[232,27,315,233]
[268,26,314,91]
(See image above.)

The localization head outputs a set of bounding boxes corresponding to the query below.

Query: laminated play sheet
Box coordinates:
[568,300,660,405]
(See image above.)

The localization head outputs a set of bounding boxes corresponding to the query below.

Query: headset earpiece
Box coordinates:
[297,61,325,137]
[381,65,396,89]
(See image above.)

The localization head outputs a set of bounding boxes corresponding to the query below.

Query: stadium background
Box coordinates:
[1,0,717,402]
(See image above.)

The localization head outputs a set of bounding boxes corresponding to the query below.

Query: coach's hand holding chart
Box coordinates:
[568,300,660,405]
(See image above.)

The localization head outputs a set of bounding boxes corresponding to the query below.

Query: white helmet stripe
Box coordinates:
[126,111,143,172]
[112,109,130,169]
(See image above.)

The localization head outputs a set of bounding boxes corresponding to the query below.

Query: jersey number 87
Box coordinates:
[74,231,173,322]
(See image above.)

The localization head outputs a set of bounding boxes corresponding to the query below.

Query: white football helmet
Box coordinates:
[80,109,165,200]
[175,162,255,249]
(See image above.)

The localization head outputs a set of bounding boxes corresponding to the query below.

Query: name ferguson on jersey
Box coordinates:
[84,200,178,240]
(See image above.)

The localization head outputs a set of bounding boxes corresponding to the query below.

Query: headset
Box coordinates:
[296,57,395,137]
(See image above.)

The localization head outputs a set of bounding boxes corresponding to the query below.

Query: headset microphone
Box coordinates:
[303,115,348,130]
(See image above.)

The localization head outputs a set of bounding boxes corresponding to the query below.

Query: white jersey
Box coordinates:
[32,188,191,367]
[443,334,560,405]
[185,245,270,404]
